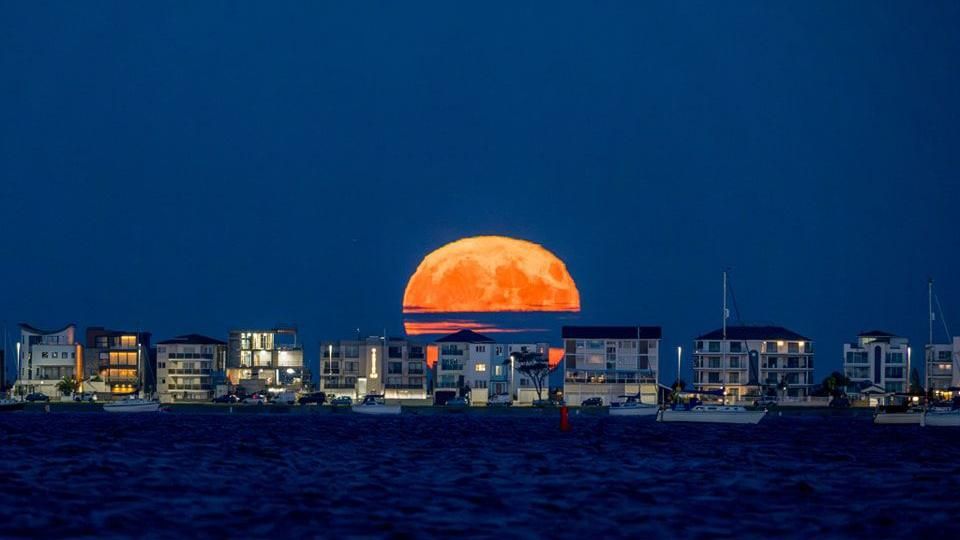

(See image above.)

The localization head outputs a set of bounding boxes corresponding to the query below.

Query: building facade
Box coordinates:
[925,342,954,394]
[563,326,661,406]
[318,336,428,400]
[226,327,306,394]
[694,325,814,401]
[15,323,81,397]
[433,329,552,406]
[157,334,227,402]
[843,331,909,394]
[84,327,153,397]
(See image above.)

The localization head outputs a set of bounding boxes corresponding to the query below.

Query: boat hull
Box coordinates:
[923,412,960,427]
[873,412,921,425]
[609,406,659,417]
[657,409,766,424]
[103,402,161,413]
[352,405,401,415]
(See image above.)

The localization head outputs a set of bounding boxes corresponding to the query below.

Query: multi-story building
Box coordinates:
[694,325,814,401]
[432,329,552,406]
[84,327,153,397]
[157,334,227,402]
[562,326,661,406]
[925,342,954,395]
[318,336,428,400]
[226,327,306,394]
[843,331,909,394]
[15,323,82,397]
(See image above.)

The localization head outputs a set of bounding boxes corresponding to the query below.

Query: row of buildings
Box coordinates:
[6,322,960,404]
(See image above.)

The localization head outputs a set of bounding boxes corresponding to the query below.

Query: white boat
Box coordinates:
[0,398,25,412]
[922,409,960,427]
[352,394,401,415]
[657,405,766,424]
[103,397,161,413]
[609,395,658,417]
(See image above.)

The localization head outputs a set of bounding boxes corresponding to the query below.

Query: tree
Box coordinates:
[56,377,80,397]
[909,368,924,395]
[513,351,550,402]
[815,371,851,398]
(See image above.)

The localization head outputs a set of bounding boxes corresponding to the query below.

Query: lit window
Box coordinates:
[475,364,487,372]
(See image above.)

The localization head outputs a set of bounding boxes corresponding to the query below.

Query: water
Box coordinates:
[1,411,959,538]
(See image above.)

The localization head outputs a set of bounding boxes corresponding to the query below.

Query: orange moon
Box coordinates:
[403,236,580,313]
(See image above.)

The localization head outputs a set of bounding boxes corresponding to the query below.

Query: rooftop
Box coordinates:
[858,330,899,338]
[562,326,663,340]
[436,329,495,343]
[696,325,810,341]
[19,323,76,335]
[157,334,226,346]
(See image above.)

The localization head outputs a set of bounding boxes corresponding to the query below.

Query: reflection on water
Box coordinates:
[1,413,959,538]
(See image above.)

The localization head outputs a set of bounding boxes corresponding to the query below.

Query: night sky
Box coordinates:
[2,2,958,384]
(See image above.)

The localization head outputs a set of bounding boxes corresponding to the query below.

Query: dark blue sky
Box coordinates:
[2,2,958,384]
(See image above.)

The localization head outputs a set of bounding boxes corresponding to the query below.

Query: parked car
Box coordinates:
[446,396,469,407]
[73,392,98,402]
[753,397,778,407]
[272,391,298,406]
[212,394,239,404]
[581,397,603,407]
[242,394,267,405]
[25,393,50,403]
[298,392,326,405]
[330,395,352,407]
[487,393,512,407]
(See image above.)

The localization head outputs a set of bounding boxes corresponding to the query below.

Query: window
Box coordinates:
[788,342,800,354]
[708,372,721,384]
[938,351,952,361]
[730,342,742,353]
[729,356,740,368]
[52,352,59,358]
[787,357,800,369]
[696,341,704,351]
[766,357,778,369]
[765,342,779,353]
[708,357,721,369]
[729,372,740,384]
[886,353,904,365]
[41,352,49,358]
[407,362,423,374]
[708,342,720,353]
[884,367,904,379]
[475,345,486,353]
[495,346,503,355]
[388,362,403,374]
[475,364,486,372]
[494,365,503,376]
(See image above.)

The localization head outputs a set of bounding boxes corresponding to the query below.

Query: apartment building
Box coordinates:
[84,327,154,397]
[562,326,662,406]
[15,323,81,397]
[226,327,306,394]
[157,334,227,402]
[693,325,814,401]
[318,336,427,400]
[843,331,910,394]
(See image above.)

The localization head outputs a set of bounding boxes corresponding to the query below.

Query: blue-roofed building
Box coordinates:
[693,325,815,402]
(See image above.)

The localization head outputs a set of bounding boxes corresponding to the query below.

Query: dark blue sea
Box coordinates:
[2,410,959,539]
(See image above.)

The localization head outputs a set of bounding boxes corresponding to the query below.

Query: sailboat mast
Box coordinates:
[929,279,934,347]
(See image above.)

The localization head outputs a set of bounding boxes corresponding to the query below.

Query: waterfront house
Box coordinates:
[156,334,227,402]
[693,325,814,402]
[318,336,427,400]
[14,323,81,398]
[84,327,154,397]
[843,331,909,394]
[226,327,306,395]
[563,326,661,406]
[925,341,956,395]
[434,329,495,405]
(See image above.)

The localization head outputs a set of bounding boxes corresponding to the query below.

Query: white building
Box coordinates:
[843,331,909,394]
[157,334,227,402]
[694,325,815,401]
[563,326,661,406]
[318,337,427,400]
[433,329,552,406]
[925,337,960,397]
[15,323,81,398]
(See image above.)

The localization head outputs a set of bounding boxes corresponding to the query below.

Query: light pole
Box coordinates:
[676,346,682,390]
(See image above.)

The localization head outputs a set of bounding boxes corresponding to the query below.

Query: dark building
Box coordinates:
[84,327,154,397]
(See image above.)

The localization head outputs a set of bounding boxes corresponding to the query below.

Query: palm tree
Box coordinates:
[56,376,80,397]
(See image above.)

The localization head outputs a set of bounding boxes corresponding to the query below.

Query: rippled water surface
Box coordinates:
[2,411,959,538]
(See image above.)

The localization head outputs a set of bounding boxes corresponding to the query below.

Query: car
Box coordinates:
[446,396,469,407]
[242,394,267,405]
[487,393,512,407]
[581,397,603,407]
[25,393,50,402]
[212,394,239,404]
[298,392,326,405]
[532,398,564,407]
[753,397,778,407]
[330,396,353,407]
[73,392,98,402]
